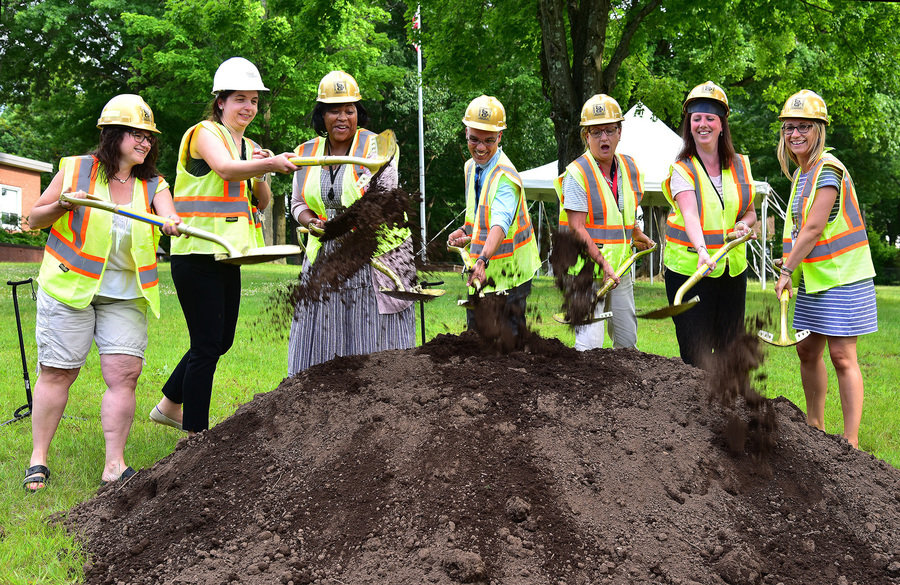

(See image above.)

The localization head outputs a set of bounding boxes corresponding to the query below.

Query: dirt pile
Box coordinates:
[66,333,900,585]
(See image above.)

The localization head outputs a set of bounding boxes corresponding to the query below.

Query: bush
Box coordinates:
[0,228,48,247]
[869,230,900,285]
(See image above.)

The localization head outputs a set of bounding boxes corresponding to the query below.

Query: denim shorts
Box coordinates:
[36,287,149,369]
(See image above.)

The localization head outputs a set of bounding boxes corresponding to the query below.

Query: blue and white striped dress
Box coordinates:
[790,166,878,337]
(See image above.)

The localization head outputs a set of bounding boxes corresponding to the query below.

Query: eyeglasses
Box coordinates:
[781,123,813,136]
[587,127,619,138]
[467,135,498,147]
[128,130,155,145]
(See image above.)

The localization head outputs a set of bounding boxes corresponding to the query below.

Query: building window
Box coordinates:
[1,184,23,230]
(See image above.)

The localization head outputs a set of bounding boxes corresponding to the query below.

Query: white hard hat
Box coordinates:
[211,57,269,94]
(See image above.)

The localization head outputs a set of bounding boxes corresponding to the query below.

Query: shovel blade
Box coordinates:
[757,328,811,347]
[638,296,700,320]
[215,245,304,265]
[379,287,445,302]
[553,311,613,325]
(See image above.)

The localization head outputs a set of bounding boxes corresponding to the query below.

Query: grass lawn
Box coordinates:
[0,261,897,584]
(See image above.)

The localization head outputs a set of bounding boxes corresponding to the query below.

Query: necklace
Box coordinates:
[111,174,130,184]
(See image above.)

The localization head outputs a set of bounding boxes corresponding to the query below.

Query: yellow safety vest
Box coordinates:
[293,128,410,263]
[463,151,540,293]
[170,121,263,255]
[782,153,875,293]
[663,154,755,277]
[38,155,165,316]
[554,151,643,271]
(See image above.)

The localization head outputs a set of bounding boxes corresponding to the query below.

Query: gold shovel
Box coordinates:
[553,242,658,325]
[448,245,495,308]
[298,225,444,302]
[61,193,303,265]
[290,130,398,172]
[639,231,753,319]
[758,290,811,347]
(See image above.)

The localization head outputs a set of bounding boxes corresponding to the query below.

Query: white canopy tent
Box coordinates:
[520,104,776,288]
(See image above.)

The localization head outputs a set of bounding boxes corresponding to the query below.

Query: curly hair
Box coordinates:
[311,101,369,137]
[92,125,160,182]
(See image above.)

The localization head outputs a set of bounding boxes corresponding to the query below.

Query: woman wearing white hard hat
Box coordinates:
[774,90,877,449]
[287,70,415,374]
[24,94,181,490]
[152,57,298,434]
[663,81,758,368]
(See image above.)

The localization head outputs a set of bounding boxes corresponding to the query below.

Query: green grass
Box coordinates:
[1,261,898,583]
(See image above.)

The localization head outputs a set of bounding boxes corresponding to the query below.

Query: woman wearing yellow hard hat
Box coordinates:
[662,81,758,368]
[24,94,181,490]
[554,94,655,350]
[774,90,877,449]
[151,57,299,434]
[287,70,415,374]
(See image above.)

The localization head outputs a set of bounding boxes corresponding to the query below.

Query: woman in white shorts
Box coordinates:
[23,94,181,491]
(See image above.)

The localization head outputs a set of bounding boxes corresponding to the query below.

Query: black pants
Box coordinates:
[161,255,241,432]
[466,278,532,337]
[666,269,747,369]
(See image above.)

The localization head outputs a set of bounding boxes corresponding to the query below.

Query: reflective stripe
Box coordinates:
[294,139,319,197]
[351,129,375,179]
[139,262,158,289]
[175,199,255,218]
[46,232,104,278]
[730,155,753,215]
[666,223,726,248]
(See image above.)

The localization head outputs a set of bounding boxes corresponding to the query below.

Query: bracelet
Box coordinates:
[252,173,269,183]
[697,246,708,255]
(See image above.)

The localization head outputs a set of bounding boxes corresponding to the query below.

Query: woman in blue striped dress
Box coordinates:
[774,90,877,449]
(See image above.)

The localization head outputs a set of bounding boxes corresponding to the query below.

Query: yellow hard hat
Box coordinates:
[580,94,624,126]
[462,95,507,132]
[779,89,829,125]
[317,71,361,103]
[96,94,160,134]
[212,57,269,94]
[683,81,730,117]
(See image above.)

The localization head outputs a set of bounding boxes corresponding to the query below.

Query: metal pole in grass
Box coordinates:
[418,279,444,345]
[3,278,35,426]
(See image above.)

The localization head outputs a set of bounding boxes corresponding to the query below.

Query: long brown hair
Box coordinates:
[91,126,160,182]
[676,113,736,168]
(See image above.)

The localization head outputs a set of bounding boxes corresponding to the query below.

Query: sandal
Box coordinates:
[100,466,136,487]
[23,464,50,492]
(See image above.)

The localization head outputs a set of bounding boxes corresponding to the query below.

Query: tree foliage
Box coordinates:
[2,0,900,251]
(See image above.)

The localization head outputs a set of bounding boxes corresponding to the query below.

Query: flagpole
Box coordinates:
[415,5,427,262]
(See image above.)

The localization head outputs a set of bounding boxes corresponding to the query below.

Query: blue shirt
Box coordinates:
[475,148,516,233]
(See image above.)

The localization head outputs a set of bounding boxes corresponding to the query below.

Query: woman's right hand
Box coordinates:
[697,248,716,271]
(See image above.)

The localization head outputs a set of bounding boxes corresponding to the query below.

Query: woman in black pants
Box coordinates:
[150,57,297,433]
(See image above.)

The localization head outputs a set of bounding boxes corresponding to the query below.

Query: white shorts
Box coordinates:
[36,288,149,369]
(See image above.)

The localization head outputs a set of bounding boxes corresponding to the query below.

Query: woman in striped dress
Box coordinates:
[287,71,415,375]
[774,90,877,449]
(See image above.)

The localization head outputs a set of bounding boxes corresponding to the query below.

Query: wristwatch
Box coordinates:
[477,255,490,269]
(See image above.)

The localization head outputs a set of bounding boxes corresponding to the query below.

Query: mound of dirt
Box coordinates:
[66,333,900,585]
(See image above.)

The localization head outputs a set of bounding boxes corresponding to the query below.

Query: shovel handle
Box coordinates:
[59,193,240,257]
[595,243,658,299]
[673,232,753,305]
[778,289,791,338]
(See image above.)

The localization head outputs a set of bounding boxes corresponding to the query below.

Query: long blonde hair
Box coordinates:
[777,121,827,179]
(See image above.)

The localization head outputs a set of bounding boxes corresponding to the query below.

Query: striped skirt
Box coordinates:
[793,278,878,337]
[287,248,415,376]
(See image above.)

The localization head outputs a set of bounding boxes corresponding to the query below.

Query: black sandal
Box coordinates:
[23,464,50,492]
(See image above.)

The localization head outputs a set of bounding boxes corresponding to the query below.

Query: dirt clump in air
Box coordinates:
[65,332,900,585]
[549,230,603,326]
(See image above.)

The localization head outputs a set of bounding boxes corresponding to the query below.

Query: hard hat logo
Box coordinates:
[140,107,152,122]
[593,104,605,116]
[478,107,491,120]
[334,81,347,94]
